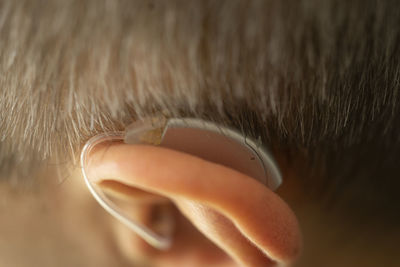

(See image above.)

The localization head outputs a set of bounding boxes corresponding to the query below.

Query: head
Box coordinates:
[0,0,399,266]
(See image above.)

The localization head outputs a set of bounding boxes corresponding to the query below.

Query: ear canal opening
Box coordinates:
[98,179,177,241]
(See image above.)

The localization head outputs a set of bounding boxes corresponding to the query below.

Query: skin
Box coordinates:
[87,143,301,266]
[0,143,398,266]
[0,1,399,266]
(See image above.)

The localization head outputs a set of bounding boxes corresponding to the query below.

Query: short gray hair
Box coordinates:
[0,0,399,223]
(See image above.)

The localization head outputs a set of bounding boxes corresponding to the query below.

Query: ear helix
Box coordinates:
[81,117,282,250]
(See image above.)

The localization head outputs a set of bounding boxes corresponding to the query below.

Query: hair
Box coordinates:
[0,0,399,224]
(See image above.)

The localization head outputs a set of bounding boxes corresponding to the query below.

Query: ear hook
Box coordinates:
[81,117,282,250]
[80,131,173,250]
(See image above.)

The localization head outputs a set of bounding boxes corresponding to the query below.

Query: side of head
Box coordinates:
[0,0,399,266]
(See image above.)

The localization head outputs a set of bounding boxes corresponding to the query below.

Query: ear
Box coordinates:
[86,143,302,266]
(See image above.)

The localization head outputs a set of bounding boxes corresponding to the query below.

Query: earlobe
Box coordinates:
[86,143,302,266]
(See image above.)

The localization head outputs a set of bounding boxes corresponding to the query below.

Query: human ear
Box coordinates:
[85,143,302,267]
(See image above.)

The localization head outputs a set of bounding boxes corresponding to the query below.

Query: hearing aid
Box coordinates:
[81,117,282,250]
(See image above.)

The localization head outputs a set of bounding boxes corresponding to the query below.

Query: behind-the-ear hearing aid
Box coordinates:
[81,117,282,250]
